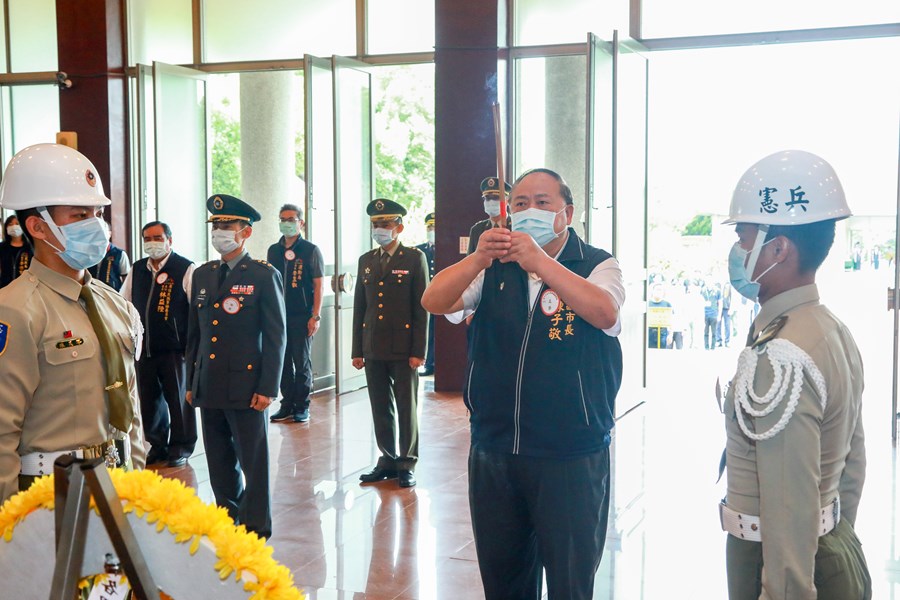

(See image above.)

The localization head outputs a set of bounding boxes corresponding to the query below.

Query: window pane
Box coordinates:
[10,85,59,151]
[367,0,435,55]
[203,0,355,62]
[514,0,627,46]
[8,0,57,72]
[642,0,900,38]
[128,0,193,66]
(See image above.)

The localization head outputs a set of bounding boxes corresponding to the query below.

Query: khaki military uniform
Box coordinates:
[723,284,870,599]
[0,258,146,502]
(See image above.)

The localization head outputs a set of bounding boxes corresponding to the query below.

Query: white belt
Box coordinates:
[719,497,840,542]
[20,440,128,476]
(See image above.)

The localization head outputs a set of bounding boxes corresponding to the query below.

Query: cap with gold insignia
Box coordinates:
[366,198,407,221]
[480,176,512,198]
[424,212,435,227]
[206,194,262,224]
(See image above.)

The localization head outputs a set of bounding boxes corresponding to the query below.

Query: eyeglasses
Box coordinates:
[279,217,300,223]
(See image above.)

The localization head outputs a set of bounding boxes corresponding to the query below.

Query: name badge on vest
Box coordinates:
[223,296,241,315]
[156,272,169,285]
[285,249,296,261]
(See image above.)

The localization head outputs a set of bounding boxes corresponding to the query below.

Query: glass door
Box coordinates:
[332,56,373,394]
[152,62,209,262]
[305,54,337,391]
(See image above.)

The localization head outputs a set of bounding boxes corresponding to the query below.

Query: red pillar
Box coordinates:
[433,0,504,390]
[56,0,130,251]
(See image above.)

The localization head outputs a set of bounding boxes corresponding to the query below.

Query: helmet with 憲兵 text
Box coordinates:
[723,149,850,226]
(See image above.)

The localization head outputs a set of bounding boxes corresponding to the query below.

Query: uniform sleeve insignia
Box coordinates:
[0,320,9,357]
[751,315,788,349]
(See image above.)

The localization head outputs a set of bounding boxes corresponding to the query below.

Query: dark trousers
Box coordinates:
[424,314,435,371]
[364,359,419,471]
[137,352,196,460]
[280,316,314,413]
[704,315,718,349]
[200,407,272,538]
[468,445,611,600]
[726,517,871,600]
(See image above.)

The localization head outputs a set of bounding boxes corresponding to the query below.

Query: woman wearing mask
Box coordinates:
[0,214,33,287]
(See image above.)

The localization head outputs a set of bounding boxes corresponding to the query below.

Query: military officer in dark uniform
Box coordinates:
[185,194,286,539]
[415,212,436,376]
[467,176,511,255]
[352,198,429,488]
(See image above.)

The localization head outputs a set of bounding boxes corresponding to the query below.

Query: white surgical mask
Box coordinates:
[6,225,22,238]
[143,240,169,260]
[372,227,395,247]
[511,207,567,247]
[483,198,501,218]
[211,228,243,255]
[426,231,435,244]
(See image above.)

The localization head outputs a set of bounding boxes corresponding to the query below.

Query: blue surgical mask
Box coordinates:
[279,220,301,238]
[372,227,395,247]
[483,198,501,218]
[511,207,566,247]
[728,239,778,301]
[39,209,110,270]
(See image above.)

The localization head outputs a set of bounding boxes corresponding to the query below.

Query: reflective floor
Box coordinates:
[154,268,900,599]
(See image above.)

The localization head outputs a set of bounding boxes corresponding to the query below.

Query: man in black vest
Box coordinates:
[122,221,197,467]
[423,168,625,600]
[267,203,324,423]
[88,232,130,292]
[186,194,286,539]
[414,212,436,376]
[352,198,428,489]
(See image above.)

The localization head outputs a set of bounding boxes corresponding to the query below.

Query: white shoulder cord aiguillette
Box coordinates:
[733,338,826,441]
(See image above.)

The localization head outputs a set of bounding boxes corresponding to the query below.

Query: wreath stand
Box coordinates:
[49,455,160,600]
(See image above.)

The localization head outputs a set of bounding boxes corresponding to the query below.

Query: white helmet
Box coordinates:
[724,150,850,225]
[0,143,110,210]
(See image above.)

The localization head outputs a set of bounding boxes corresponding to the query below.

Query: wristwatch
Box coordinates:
[311,314,321,322]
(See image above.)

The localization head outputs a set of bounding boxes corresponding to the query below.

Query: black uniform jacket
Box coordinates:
[351,243,428,361]
[186,254,287,409]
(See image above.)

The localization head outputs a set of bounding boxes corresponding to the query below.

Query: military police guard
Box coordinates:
[721,151,870,599]
[0,143,146,501]
[186,194,286,538]
[467,176,511,254]
[352,198,429,488]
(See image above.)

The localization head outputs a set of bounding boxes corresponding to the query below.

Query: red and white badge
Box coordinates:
[156,272,169,285]
[540,289,561,316]
[222,296,241,315]
[285,249,296,261]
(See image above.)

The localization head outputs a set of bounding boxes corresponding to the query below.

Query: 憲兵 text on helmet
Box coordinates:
[723,150,851,226]
[0,143,110,210]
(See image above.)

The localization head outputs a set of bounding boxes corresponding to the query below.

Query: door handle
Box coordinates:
[338,272,355,293]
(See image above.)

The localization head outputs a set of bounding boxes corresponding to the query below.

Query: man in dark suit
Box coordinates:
[467,176,511,255]
[352,198,428,488]
[185,194,286,539]
[415,212,436,376]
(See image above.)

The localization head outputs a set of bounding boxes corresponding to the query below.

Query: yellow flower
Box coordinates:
[0,469,303,600]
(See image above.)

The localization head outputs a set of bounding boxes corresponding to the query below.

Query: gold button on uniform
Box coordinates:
[378,282,384,286]
[247,364,253,370]
[405,324,410,329]
[212,320,219,325]
[214,303,220,308]
[378,303,383,308]
[378,292,383,297]
[378,315,383,320]
[210,353,216,359]
[212,337,218,342]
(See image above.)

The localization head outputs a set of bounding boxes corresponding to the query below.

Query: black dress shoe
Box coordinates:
[167,457,187,468]
[146,450,167,466]
[359,467,398,483]
[270,403,294,422]
[398,470,416,488]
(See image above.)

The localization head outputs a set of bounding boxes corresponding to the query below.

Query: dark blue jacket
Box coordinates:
[465,230,622,458]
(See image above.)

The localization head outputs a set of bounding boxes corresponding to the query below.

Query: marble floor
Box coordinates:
[153,271,900,599]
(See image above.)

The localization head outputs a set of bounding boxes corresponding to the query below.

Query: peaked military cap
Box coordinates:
[206,194,262,224]
[480,176,512,197]
[367,198,407,221]
[424,212,435,226]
